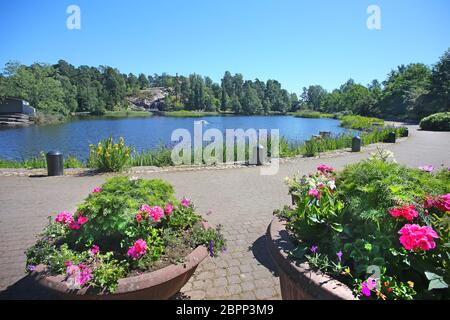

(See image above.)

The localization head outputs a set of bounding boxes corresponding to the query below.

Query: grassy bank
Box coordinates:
[101,110,153,118]
[160,110,232,117]
[340,115,384,130]
[290,110,336,119]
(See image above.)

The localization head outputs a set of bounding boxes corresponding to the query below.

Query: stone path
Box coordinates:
[0,125,449,299]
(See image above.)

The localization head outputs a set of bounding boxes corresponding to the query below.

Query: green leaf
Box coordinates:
[289,245,308,260]
[330,223,343,233]
[425,272,448,290]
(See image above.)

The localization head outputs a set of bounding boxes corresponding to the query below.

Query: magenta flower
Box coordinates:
[148,206,164,222]
[310,245,318,254]
[399,224,439,251]
[435,193,450,212]
[55,211,74,225]
[317,164,335,174]
[361,282,371,297]
[388,205,418,221]
[92,186,102,193]
[127,239,148,260]
[418,165,434,172]
[308,189,320,199]
[27,265,36,272]
[164,203,173,215]
[336,250,343,263]
[90,245,99,256]
[181,198,191,207]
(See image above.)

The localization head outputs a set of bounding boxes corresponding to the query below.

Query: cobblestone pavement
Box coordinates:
[0,125,449,299]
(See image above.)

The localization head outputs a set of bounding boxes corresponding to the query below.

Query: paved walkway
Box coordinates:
[0,125,449,299]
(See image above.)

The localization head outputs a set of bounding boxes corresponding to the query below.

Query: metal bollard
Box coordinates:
[252,145,266,166]
[352,136,361,152]
[387,132,396,143]
[46,151,64,176]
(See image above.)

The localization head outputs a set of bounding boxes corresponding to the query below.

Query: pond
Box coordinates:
[0,115,354,161]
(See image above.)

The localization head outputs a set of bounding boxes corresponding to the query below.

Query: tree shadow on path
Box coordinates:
[249,235,279,276]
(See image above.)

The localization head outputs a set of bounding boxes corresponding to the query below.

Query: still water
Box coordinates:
[0,116,353,160]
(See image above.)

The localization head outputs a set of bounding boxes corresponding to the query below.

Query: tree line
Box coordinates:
[0,48,448,119]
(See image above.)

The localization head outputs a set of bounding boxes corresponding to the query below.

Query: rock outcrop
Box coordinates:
[127,87,170,111]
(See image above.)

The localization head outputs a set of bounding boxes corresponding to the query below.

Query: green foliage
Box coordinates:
[88,137,132,172]
[91,252,127,293]
[191,224,227,257]
[420,112,450,131]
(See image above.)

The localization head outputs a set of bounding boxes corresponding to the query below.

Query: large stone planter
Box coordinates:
[31,244,208,300]
[267,217,356,300]
[30,221,212,300]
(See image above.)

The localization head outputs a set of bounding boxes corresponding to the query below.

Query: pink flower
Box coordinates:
[136,213,142,223]
[361,282,371,297]
[424,197,436,209]
[308,189,320,199]
[127,239,148,260]
[77,215,88,225]
[399,224,439,251]
[92,186,102,193]
[139,204,151,216]
[435,193,450,212]
[418,165,434,172]
[317,164,335,174]
[55,211,74,225]
[90,245,99,256]
[148,206,164,222]
[164,203,173,215]
[69,221,81,230]
[181,198,191,207]
[66,263,92,287]
[127,239,147,259]
[388,205,418,221]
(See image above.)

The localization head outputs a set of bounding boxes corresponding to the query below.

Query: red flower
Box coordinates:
[388,205,418,221]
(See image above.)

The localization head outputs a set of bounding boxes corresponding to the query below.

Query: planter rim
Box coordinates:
[267,216,357,300]
[31,222,210,297]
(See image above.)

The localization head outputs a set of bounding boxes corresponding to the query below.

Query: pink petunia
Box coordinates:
[418,165,434,172]
[181,198,191,207]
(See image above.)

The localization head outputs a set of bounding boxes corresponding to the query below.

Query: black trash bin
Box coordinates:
[352,136,361,152]
[46,151,64,176]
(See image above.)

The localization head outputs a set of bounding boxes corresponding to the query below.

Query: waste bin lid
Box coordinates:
[46,150,63,156]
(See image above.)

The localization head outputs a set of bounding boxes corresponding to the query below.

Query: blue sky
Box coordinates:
[0,0,449,93]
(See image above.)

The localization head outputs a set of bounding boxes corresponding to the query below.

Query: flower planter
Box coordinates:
[266,216,356,300]
[31,244,208,300]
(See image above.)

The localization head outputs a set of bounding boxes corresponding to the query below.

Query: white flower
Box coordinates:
[327,180,336,190]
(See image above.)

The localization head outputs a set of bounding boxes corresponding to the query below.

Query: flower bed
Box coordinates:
[275,152,449,300]
[26,176,225,298]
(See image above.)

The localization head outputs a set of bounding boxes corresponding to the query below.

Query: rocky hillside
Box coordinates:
[126,87,170,111]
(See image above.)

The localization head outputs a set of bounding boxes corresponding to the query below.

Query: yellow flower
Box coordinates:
[344,267,351,275]
[407,281,414,288]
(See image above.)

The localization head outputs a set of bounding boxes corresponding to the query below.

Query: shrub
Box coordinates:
[26,176,226,293]
[292,110,336,119]
[88,137,132,172]
[420,112,450,131]
[276,158,450,300]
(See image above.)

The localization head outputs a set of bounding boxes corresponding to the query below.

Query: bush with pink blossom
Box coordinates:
[26,176,225,293]
[276,159,449,300]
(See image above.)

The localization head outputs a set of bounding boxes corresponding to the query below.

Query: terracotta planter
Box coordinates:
[267,217,356,300]
[30,222,212,300]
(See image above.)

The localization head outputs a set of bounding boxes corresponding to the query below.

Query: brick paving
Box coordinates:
[0,125,449,299]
